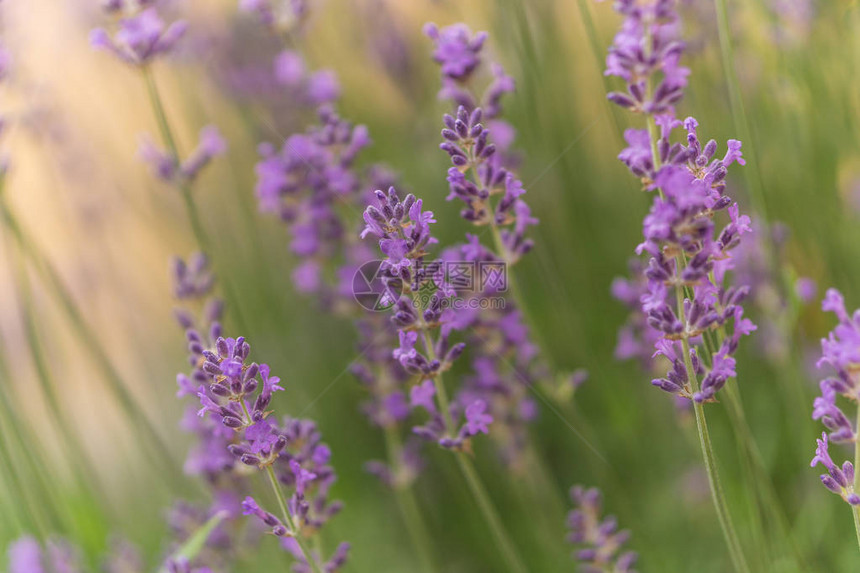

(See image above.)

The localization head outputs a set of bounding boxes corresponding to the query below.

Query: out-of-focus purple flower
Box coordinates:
[7,537,86,573]
[567,486,638,572]
[795,277,817,304]
[423,23,487,81]
[254,107,371,298]
[274,49,306,86]
[810,433,860,506]
[8,537,44,573]
[91,7,187,66]
[139,125,227,184]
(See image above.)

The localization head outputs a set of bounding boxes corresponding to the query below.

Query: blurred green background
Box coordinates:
[2,0,860,570]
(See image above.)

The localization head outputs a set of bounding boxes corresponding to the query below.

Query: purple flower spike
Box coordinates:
[91,8,187,66]
[604,0,689,115]
[423,23,487,82]
[811,288,860,508]
[568,486,638,572]
[424,24,561,469]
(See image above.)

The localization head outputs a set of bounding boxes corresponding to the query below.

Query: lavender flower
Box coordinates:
[567,486,638,573]
[246,7,425,494]
[90,7,187,66]
[605,3,755,568]
[604,0,689,114]
[425,24,560,470]
[810,289,860,506]
[361,187,490,450]
[254,106,371,296]
[611,114,756,403]
[194,333,348,571]
[139,125,227,184]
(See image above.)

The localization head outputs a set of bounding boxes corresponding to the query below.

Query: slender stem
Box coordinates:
[383,425,438,573]
[454,452,529,573]
[853,404,860,552]
[420,329,455,432]
[419,321,527,573]
[675,280,750,573]
[143,66,212,253]
[142,66,252,337]
[265,465,324,573]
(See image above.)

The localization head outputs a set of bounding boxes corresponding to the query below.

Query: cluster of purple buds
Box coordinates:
[361,187,439,282]
[139,126,227,184]
[90,4,187,67]
[255,107,371,295]
[567,486,638,573]
[194,334,347,568]
[170,254,242,483]
[440,106,534,264]
[610,109,756,403]
[810,289,860,505]
[362,188,501,450]
[604,0,690,114]
[427,22,532,266]
[423,23,515,119]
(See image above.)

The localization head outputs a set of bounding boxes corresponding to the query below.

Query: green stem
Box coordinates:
[421,329,455,433]
[142,66,252,337]
[455,452,529,573]
[143,66,212,252]
[265,465,324,573]
[383,425,438,573]
[676,282,750,573]
[419,321,527,573]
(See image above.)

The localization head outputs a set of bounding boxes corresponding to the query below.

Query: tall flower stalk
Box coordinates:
[92,1,248,334]
[362,188,528,573]
[603,1,754,570]
[245,5,441,570]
